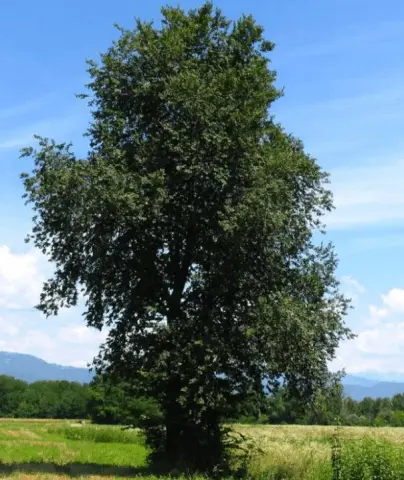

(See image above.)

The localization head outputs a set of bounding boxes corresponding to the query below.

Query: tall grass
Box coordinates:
[332,438,404,480]
[244,426,404,480]
[3,421,404,479]
[47,425,142,444]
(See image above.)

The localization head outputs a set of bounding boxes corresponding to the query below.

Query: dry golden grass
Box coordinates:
[0,419,69,424]
[5,430,39,439]
[235,423,404,444]
[232,424,333,478]
[2,422,404,479]
[0,476,125,480]
[0,476,179,480]
[231,424,404,478]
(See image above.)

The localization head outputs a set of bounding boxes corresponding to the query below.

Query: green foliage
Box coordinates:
[251,380,404,429]
[88,374,161,427]
[0,376,27,417]
[337,394,404,428]
[21,1,350,473]
[0,376,90,419]
[17,380,90,419]
[333,438,404,480]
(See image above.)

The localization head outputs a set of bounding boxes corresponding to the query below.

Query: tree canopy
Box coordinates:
[0,376,90,419]
[21,2,351,473]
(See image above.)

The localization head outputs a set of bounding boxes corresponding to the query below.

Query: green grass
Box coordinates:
[233,424,404,479]
[48,425,142,444]
[2,421,404,479]
[0,419,150,479]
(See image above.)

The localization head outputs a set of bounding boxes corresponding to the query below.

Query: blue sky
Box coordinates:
[0,0,403,375]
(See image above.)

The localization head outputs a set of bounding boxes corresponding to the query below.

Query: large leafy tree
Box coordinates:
[21,2,351,472]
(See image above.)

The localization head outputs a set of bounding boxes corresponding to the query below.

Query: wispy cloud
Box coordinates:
[351,234,404,251]
[341,276,365,294]
[0,322,103,367]
[274,73,404,231]
[0,111,88,150]
[279,20,404,60]
[0,89,90,152]
[332,287,404,374]
[340,275,366,305]
[273,80,404,181]
[326,157,404,229]
[280,82,404,119]
[0,94,56,122]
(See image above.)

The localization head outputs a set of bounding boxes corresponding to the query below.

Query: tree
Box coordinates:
[0,376,27,417]
[303,373,344,425]
[21,2,351,473]
[266,386,302,425]
[88,373,160,426]
[0,376,90,419]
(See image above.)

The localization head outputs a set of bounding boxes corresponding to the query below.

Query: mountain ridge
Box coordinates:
[1,351,404,399]
[342,374,404,400]
[0,351,93,383]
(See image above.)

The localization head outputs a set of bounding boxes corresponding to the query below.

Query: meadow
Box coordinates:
[1,420,404,479]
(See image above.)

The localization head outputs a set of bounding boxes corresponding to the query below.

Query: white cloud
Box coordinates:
[340,275,365,305]
[341,275,365,294]
[0,243,106,367]
[274,84,404,232]
[368,305,390,325]
[0,333,72,367]
[356,324,404,356]
[325,158,404,229]
[332,323,404,375]
[273,50,404,232]
[0,246,45,309]
[382,288,404,312]
[0,316,105,367]
[332,286,404,374]
[0,316,20,336]
[58,325,107,345]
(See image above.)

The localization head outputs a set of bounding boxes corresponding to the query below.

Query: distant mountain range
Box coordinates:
[342,374,404,400]
[0,351,93,383]
[0,351,403,400]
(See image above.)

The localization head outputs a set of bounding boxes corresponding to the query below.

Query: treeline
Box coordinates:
[339,396,404,427]
[86,379,404,427]
[0,376,90,418]
[0,374,160,423]
[234,385,404,427]
[2,373,404,428]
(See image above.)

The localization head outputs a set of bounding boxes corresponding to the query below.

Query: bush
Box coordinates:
[333,438,404,480]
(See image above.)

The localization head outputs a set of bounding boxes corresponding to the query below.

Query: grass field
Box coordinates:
[1,420,404,479]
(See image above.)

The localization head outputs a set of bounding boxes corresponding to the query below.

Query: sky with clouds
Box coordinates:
[1,0,404,376]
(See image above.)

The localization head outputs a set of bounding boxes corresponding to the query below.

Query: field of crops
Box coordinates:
[0,420,404,479]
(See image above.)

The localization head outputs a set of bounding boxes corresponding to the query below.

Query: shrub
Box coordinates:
[333,438,404,480]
